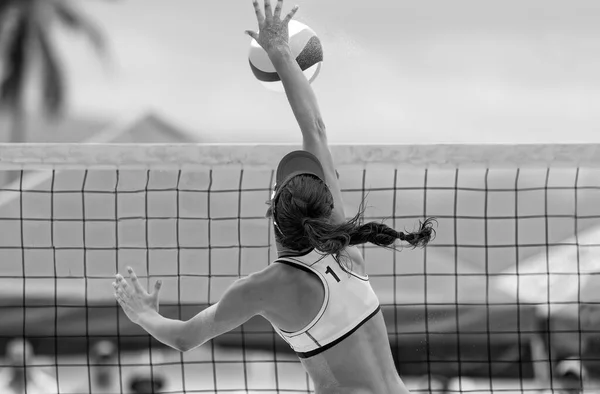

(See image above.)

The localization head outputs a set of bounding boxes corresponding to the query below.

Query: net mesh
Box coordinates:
[0,143,599,394]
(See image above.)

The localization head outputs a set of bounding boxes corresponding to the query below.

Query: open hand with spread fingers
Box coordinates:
[246,0,299,54]
[113,267,162,324]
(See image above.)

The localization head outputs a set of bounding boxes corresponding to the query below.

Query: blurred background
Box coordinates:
[0,0,599,146]
[0,0,600,393]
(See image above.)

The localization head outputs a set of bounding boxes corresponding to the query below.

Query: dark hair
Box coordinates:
[271,174,436,255]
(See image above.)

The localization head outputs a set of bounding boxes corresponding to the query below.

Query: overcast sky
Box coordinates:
[53,0,600,143]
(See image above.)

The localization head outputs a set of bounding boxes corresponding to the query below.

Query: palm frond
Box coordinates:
[35,22,64,116]
[0,0,19,62]
[0,0,14,16]
[0,13,27,109]
[53,0,106,56]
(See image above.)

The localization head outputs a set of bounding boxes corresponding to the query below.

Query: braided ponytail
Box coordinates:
[304,207,437,255]
[273,174,437,256]
[393,218,437,249]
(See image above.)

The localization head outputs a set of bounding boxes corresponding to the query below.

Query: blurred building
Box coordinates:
[0,110,202,186]
[0,110,200,144]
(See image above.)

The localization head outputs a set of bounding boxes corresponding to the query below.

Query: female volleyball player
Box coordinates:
[113,1,435,393]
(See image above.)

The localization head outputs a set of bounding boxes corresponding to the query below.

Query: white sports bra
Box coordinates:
[272,248,381,358]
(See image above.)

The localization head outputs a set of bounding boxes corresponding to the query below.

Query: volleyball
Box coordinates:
[248,20,323,92]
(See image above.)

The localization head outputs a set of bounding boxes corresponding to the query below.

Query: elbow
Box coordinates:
[315,118,326,135]
[174,329,202,353]
[301,118,327,140]
[177,341,202,353]
[174,338,189,353]
[174,324,192,353]
[314,118,327,139]
[178,346,190,354]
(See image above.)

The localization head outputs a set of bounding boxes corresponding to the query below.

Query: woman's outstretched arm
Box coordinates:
[246,0,347,223]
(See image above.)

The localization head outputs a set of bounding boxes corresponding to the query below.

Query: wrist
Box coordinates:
[267,44,292,60]
[137,308,159,327]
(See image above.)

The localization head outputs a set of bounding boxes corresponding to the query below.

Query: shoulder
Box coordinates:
[341,245,364,261]
[239,264,292,309]
[243,262,305,318]
[250,262,294,287]
[337,246,367,276]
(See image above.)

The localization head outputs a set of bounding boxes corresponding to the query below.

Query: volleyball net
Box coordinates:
[0,143,599,394]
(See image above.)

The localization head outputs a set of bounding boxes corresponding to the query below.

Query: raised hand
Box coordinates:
[113,267,162,324]
[246,0,299,54]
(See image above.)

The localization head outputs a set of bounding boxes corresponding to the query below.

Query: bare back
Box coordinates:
[263,246,410,394]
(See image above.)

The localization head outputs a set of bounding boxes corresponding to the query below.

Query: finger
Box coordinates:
[116,275,131,294]
[152,279,162,295]
[114,293,131,313]
[114,292,126,306]
[273,0,283,19]
[116,288,128,300]
[152,280,162,304]
[264,0,273,19]
[245,30,259,41]
[252,0,264,25]
[127,267,146,294]
[282,4,299,25]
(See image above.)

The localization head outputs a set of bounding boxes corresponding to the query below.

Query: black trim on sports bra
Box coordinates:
[272,258,329,335]
[274,259,315,276]
[332,254,369,282]
[295,305,382,359]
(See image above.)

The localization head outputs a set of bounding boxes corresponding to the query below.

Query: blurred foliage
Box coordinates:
[0,0,109,142]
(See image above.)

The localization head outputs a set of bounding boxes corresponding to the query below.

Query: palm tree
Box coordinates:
[0,0,107,143]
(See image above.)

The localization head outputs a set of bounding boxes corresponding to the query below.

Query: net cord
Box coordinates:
[0,143,598,170]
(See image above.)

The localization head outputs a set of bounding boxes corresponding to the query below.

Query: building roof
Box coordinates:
[0,110,200,143]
